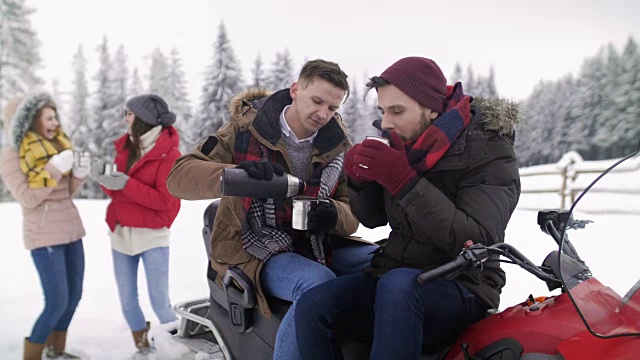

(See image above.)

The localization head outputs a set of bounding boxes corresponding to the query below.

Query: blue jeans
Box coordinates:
[30,240,85,344]
[295,268,488,360]
[112,247,177,332]
[261,238,377,360]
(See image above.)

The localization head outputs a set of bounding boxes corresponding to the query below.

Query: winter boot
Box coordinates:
[43,331,82,359]
[131,321,152,354]
[23,337,45,360]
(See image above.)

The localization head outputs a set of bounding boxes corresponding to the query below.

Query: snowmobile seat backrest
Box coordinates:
[202,198,220,254]
[202,199,232,311]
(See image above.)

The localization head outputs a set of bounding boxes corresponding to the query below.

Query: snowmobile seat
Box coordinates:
[200,199,454,359]
[201,199,290,360]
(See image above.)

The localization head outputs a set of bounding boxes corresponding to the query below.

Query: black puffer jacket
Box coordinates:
[350,97,521,309]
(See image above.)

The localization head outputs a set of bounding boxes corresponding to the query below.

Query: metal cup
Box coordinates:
[358,136,391,169]
[72,149,84,167]
[365,135,390,146]
[103,163,117,175]
[292,196,330,230]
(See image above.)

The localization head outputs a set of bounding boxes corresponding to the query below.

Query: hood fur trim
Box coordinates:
[7,91,60,149]
[229,88,272,118]
[473,97,522,136]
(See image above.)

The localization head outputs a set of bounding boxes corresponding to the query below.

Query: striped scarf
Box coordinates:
[19,129,72,188]
[392,83,472,174]
[308,151,344,265]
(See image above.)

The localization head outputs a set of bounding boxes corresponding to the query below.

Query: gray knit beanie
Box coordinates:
[126,94,176,126]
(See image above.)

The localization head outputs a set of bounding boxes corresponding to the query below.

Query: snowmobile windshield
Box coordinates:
[559,142,640,338]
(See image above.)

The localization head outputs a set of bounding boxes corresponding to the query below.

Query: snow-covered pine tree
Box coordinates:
[484,66,497,98]
[549,75,577,161]
[475,75,489,98]
[50,78,65,113]
[449,62,463,85]
[88,36,112,157]
[85,36,123,198]
[614,37,640,156]
[340,80,363,144]
[266,49,295,91]
[590,44,622,159]
[0,0,42,200]
[519,80,559,165]
[251,53,267,90]
[473,66,497,99]
[129,67,144,96]
[166,47,192,152]
[0,0,42,107]
[464,65,476,96]
[192,22,244,144]
[67,45,91,147]
[571,48,608,160]
[96,42,127,163]
[107,43,128,139]
[147,47,171,100]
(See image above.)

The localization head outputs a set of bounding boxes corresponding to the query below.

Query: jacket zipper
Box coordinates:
[40,203,49,228]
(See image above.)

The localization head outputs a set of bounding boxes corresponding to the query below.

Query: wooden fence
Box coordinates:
[520,151,640,209]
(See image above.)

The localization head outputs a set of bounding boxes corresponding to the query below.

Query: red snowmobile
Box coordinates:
[169,141,640,359]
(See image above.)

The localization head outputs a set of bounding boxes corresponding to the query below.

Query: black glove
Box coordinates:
[307,201,338,232]
[236,161,285,181]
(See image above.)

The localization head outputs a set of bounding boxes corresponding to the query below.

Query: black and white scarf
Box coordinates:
[241,151,345,264]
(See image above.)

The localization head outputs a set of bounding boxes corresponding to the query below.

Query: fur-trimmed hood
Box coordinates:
[229,88,273,118]
[473,97,522,136]
[2,91,61,149]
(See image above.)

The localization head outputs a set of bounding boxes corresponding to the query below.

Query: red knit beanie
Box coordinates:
[379,57,447,114]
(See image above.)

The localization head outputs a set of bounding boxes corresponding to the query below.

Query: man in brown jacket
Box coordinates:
[166,59,377,360]
[295,57,521,359]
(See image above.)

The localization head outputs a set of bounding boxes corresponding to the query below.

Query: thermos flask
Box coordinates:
[221,168,306,199]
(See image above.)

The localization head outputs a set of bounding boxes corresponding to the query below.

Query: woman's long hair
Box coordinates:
[124,116,156,172]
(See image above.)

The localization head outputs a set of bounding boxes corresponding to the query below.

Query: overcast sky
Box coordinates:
[29,0,640,103]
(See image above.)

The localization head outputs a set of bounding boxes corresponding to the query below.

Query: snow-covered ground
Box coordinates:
[1,157,638,359]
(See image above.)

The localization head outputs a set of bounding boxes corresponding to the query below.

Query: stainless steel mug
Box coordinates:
[103,163,117,175]
[365,135,390,146]
[359,136,391,169]
[292,196,330,230]
[72,149,87,167]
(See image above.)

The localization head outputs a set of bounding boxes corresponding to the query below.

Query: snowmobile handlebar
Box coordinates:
[416,244,488,285]
[416,242,560,285]
[416,255,470,285]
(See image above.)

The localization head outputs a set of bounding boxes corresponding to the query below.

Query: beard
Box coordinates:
[402,111,433,142]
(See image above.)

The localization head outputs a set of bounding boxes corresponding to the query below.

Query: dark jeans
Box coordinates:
[295,268,488,360]
[261,238,378,360]
[30,240,85,344]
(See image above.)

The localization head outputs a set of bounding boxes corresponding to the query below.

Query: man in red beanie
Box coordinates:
[295,56,521,359]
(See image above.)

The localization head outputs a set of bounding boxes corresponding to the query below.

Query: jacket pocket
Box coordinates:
[212,237,254,266]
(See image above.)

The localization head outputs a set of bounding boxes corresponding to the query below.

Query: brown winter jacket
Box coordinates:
[351,97,521,310]
[0,94,86,250]
[166,89,358,318]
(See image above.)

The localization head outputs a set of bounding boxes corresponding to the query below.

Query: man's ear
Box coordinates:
[429,110,438,120]
[290,82,299,100]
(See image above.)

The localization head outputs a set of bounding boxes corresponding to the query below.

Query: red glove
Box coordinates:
[349,132,416,196]
[344,143,374,185]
